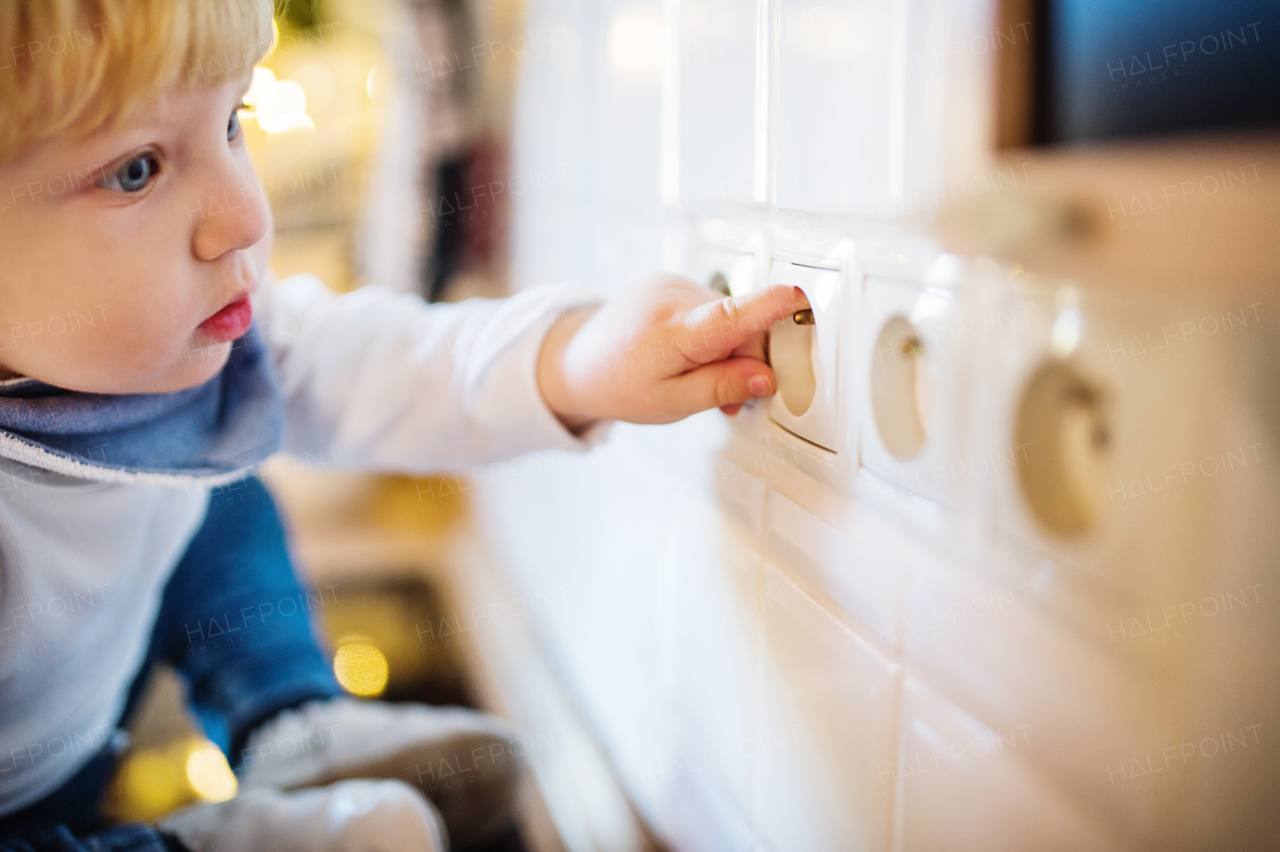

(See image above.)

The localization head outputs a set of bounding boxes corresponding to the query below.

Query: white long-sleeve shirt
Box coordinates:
[0,275,606,816]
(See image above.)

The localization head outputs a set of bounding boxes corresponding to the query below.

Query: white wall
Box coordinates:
[474,1,1280,850]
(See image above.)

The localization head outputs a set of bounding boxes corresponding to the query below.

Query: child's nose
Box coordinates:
[189,172,272,261]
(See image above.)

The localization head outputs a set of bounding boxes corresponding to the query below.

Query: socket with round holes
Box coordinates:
[857,272,968,507]
[871,316,930,460]
[695,241,761,299]
[1014,360,1111,537]
[772,308,818,417]
[766,258,842,453]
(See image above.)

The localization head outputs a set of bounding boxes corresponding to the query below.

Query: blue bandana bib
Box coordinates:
[0,326,283,485]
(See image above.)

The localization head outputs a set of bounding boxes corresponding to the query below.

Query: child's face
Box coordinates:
[0,76,271,393]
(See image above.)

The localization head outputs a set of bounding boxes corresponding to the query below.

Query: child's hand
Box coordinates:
[537,274,810,431]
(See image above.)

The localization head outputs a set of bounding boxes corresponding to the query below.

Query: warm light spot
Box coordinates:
[1051,308,1084,358]
[334,640,389,697]
[607,15,664,82]
[257,80,308,133]
[266,113,316,135]
[245,67,277,112]
[185,741,238,803]
[109,749,187,822]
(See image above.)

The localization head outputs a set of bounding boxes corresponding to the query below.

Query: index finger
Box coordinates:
[680,285,811,365]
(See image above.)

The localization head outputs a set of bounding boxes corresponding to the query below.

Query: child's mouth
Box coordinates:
[197,295,253,342]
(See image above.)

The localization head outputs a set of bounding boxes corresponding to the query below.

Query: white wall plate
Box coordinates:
[857,256,975,509]
[969,272,1218,608]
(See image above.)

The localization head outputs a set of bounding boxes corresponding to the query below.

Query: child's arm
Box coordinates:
[252,273,806,472]
[536,274,809,430]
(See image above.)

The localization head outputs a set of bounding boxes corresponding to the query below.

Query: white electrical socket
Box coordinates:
[768,257,843,452]
[857,258,972,508]
[695,245,761,298]
[760,244,857,496]
[973,277,1221,610]
[973,281,1116,552]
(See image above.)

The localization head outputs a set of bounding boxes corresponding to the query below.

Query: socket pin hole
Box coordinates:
[871,317,930,460]
[1014,361,1112,537]
[768,302,818,417]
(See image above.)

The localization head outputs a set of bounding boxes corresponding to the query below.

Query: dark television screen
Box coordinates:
[1036,0,1280,143]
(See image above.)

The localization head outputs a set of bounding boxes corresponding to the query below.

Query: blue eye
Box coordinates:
[103,152,159,193]
[228,109,241,142]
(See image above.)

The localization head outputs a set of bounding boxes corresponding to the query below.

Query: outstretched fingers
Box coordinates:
[670,357,777,417]
[679,285,810,366]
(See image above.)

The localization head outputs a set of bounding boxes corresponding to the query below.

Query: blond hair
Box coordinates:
[0,0,275,162]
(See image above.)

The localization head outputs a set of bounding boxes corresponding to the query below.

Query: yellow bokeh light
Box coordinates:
[244,69,312,134]
[245,66,276,111]
[108,749,187,822]
[185,741,238,803]
[334,641,389,697]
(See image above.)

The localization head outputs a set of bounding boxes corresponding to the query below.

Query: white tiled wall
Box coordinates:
[477,0,1280,849]
[754,561,899,852]
[774,0,897,215]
